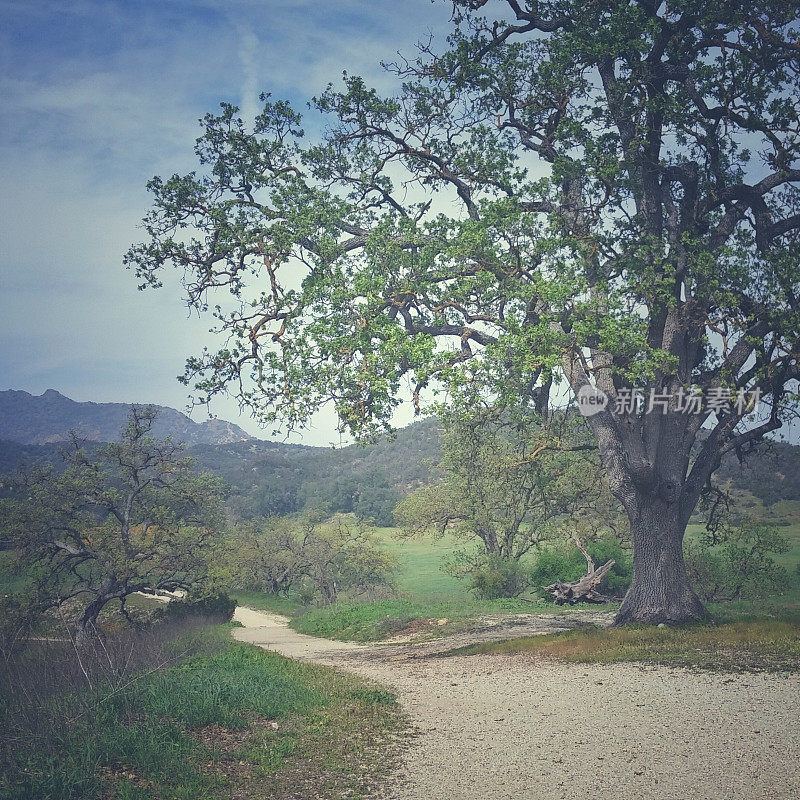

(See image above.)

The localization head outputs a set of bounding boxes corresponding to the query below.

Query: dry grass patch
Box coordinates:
[450,620,800,672]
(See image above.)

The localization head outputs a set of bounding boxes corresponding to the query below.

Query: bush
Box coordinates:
[468,554,530,599]
[160,591,237,622]
[685,519,791,601]
[529,548,585,594]
[228,513,396,606]
[586,540,632,596]
[529,539,632,600]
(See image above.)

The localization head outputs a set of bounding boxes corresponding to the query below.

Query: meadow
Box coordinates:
[233,521,800,643]
[232,525,593,642]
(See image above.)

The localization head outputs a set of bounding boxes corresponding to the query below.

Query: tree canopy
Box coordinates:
[127,0,800,623]
[395,409,619,559]
[0,408,225,641]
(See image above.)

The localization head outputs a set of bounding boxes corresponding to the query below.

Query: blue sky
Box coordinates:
[3,1,797,447]
[0,0,452,443]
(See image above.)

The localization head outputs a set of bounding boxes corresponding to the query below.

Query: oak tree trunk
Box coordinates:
[74,594,109,646]
[614,500,706,626]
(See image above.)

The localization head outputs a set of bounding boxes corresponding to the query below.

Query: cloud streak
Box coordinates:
[0,0,451,442]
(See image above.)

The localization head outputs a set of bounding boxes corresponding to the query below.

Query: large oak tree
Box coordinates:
[127,0,800,624]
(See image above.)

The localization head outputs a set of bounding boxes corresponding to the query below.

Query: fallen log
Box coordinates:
[544,559,615,605]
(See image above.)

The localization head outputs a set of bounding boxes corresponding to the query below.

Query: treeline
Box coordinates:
[2,415,800,526]
[187,417,443,525]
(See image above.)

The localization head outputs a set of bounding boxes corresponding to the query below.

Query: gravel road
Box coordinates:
[233,607,800,800]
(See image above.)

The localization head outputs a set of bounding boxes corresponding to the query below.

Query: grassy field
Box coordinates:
[290,597,591,642]
[235,526,571,642]
[233,521,800,643]
[236,526,621,642]
[371,527,470,603]
[0,624,406,800]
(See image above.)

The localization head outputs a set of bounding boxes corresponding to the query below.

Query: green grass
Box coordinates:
[0,625,406,800]
[449,619,800,672]
[370,527,471,603]
[292,597,609,642]
[774,521,800,570]
[232,527,550,642]
[228,590,303,617]
[286,526,626,642]
[0,550,32,595]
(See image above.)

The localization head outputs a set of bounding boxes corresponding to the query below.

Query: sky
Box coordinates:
[2,1,798,448]
[0,0,452,444]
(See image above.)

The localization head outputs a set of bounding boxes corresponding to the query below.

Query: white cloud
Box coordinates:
[236,23,261,125]
[0,0,452,443]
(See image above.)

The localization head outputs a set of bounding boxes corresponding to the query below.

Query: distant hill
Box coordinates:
[0,389,252,446]
[1,388,797,527]
[0,391,441,524]
[189,416,443,522]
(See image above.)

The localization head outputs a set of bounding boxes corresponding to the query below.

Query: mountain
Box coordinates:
[0,389,252,446]
[0,389,441,524]
[189,415,442,520]
[1,388,797,527]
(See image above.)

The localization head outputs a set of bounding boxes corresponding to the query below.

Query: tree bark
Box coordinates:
[545,559,615,605]
[614,500,707,626]
[74,593,109,646]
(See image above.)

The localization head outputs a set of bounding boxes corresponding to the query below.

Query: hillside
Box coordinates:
[0,389,797,525]
[0,389,442,522]
[0,389,252,446]
[189,416,442,521]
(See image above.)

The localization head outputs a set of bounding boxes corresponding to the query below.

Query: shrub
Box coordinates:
[160,591,236,622]
[685,519,791,601]
[229,513,396,605]
[529,547,585,595]
[585,540,632,596]
[468,554,530,600]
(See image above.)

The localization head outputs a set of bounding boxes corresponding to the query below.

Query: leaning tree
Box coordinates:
[126,0,800,624]
[0,408,225,642]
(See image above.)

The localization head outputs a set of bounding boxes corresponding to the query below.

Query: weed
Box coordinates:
[0,624,406,800]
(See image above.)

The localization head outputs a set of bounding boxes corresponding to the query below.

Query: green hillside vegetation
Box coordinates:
[190,417,442,524]
[0,623,405,800]
[4,412,800,528]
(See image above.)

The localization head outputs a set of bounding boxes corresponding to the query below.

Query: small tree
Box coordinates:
[395,408,621,595]
[228,516,307,596]
[299,515,397,604]
[0,408,225,643]
[228,511,396,604]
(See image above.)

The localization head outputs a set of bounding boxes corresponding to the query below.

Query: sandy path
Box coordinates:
[233,607,800,800]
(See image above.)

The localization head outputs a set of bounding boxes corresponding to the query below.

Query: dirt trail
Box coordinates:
[233,607,800,800]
